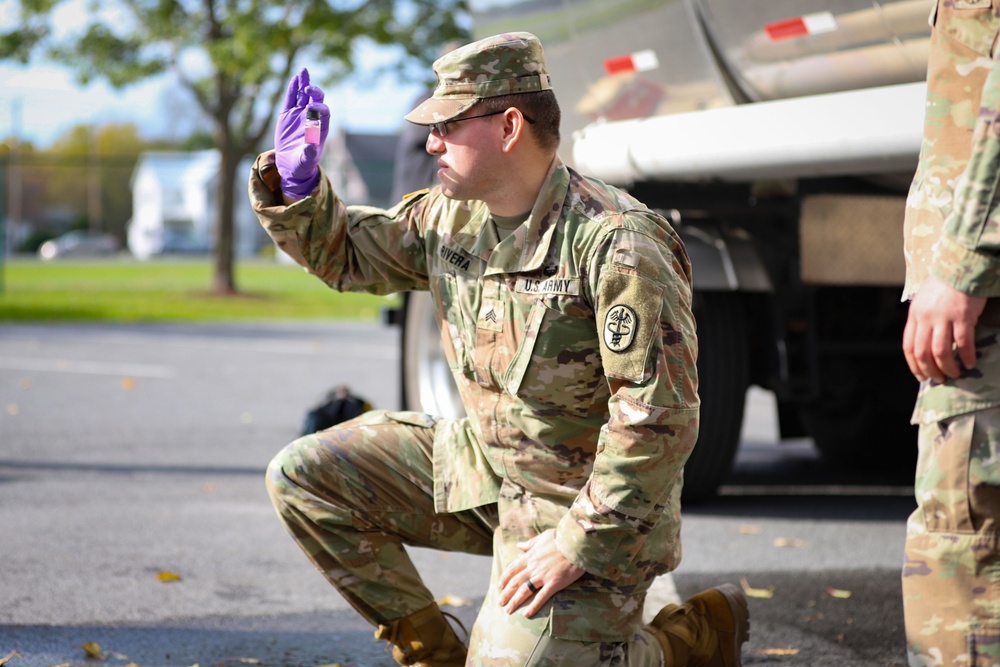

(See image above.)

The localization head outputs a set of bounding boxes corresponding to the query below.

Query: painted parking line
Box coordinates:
[0,356,175,378]
[718,484,914,497]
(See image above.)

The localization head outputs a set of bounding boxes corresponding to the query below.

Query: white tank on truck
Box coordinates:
[401,0,930,501]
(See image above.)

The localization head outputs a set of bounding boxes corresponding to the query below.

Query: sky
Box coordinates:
[0,0,449,148]
[0,50,426,149]
[0,0,454,148]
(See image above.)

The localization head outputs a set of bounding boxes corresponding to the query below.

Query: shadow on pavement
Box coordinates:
[2,606,485,667]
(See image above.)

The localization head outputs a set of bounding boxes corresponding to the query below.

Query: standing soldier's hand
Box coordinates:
[903,276,987,383]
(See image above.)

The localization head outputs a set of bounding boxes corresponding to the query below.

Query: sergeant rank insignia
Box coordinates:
[604,304,637,352]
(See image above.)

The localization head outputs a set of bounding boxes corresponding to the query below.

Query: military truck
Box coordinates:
[400,0,930,501]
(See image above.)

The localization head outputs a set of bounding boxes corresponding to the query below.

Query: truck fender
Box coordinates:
[678,225,772,292]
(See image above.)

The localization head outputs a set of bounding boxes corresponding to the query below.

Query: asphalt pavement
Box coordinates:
[0,322,914,666]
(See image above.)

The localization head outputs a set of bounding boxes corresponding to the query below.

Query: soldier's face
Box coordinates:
[426,113,506,204]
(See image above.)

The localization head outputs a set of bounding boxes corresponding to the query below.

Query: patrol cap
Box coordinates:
[404,32,552,125]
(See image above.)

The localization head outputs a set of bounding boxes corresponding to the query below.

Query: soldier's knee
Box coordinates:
[264,436,313,504]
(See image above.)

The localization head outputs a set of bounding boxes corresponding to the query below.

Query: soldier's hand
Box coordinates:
[903,276,986,383]
[274,68,330,201]
[497,529,585,618]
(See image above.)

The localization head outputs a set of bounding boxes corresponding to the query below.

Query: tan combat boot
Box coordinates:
[373,603,468,666]
[644,583,750,667]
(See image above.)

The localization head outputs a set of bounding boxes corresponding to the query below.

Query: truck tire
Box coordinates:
[682,291,748,503]
[401,292,465,419]
[400,290,748,502]
[799,352,918,471]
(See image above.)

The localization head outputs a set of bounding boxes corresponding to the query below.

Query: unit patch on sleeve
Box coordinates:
[604,304,638,352]
[597,267,665,382]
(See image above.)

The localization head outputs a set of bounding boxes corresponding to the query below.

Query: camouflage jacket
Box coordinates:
[905,0,1000,423]
[904,0,1000,301]
[250,152,700,640]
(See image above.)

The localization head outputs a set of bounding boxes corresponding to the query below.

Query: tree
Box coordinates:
[43,123,149,240]
[3,121,205,251]
[2,0,469,293]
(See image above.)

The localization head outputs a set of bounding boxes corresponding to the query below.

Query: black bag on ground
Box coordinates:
[301,386,372,435]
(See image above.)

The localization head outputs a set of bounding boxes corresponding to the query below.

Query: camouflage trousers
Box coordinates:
[265,409,664,666]
[903,328,1000,666]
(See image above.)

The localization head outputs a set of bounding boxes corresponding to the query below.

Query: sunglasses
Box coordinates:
[429,110,536,137]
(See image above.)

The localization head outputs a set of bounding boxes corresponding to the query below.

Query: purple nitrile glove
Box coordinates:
[275,68,331,200]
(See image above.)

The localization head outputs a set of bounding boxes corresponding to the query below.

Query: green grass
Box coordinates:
[0,258,400,322]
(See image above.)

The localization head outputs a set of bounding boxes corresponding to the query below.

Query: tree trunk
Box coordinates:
[212,143,238,294]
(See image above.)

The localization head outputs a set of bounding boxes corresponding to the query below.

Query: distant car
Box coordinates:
[38,231,120,261]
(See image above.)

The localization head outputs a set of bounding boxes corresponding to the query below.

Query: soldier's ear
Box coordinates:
[500,108,527,153]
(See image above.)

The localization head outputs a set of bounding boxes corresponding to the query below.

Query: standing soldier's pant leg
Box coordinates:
[903,407,1000,666]
[264,409,495,627]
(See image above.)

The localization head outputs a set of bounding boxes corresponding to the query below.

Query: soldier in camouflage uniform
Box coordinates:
[250,33,749,666]
[902,1,1000,665]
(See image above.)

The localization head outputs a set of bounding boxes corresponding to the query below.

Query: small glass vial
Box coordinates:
[304,108,321,145]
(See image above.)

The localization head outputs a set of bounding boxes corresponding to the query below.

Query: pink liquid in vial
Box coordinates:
[305,125,321,145]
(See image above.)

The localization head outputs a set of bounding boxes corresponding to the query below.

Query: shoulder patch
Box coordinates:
[597,267,666,382]
[604,304,638,352]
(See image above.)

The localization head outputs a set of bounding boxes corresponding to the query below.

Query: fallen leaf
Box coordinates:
[754,648,800,656]
[826,585,852,599]
[437,594,472,607]
[157,571,182,582]
[51,663,72,667]
[740,576,775,599]
[82,642,105,659]
[121,377,136,390]
[6,403,19,416]
[773,537,805,548]
[738,524,763,535]
[0,650,16,666]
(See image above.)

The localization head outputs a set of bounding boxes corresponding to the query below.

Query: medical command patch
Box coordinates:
[597,267,664,381]
[604,304,638,352]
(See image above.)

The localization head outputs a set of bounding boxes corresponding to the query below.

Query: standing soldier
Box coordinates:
[251,33,749,666]
[901,1,1000,665]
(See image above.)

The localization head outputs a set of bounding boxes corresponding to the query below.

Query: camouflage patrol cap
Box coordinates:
[404,32,552,125]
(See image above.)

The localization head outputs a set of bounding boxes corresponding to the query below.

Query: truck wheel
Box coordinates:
[683,291,749,503]
[799,352,918,471]
[401,292,466,419]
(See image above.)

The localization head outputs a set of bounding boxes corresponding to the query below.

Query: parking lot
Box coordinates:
[1,322,913,666]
